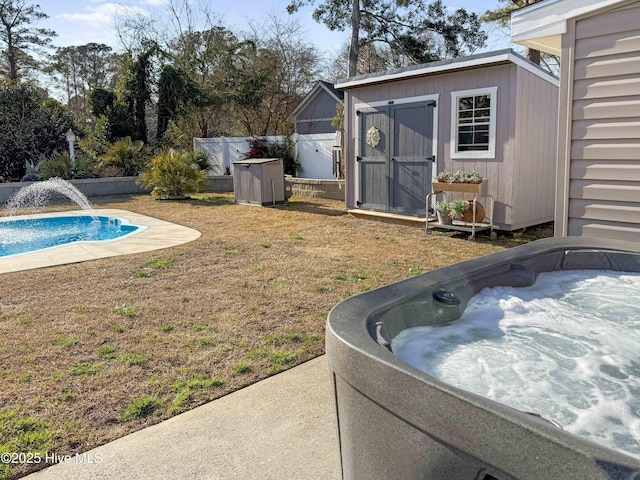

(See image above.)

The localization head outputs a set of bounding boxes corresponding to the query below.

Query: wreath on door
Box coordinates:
[366,126,381,148]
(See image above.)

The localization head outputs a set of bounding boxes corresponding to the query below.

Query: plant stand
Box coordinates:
[426,180,496,240]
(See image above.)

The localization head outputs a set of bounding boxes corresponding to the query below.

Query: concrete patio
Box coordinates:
[26,356,340,480]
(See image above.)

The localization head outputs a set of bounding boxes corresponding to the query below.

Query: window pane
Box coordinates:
[458,97,474,110]
[475,95,490,109]
[454,92,493,154]
[458,131,473,146]
[473,131,489,146]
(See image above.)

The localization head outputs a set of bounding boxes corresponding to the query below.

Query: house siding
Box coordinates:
[342,60,558,230]
[565,0,640,240]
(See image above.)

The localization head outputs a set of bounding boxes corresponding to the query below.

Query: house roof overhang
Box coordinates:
[511,0,630,56]
[334,49,558,90]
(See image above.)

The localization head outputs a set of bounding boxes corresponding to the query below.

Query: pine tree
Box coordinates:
[482,0,545,64]
[287,0,487,77]
[0,0,56,80]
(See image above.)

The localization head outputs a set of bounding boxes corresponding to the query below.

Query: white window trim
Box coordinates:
[450,86,498,159]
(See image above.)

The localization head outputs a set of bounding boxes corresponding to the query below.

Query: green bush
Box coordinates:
[138,149,207,199]
[100,137,148,176]
[244,136,300,176]
[36,151,97,180]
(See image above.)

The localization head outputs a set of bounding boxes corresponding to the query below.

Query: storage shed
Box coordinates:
[334,49,559,231]
[512,0,640,242]
[289,80,343,134]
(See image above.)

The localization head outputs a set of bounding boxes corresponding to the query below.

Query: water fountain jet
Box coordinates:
[5,178,97,220]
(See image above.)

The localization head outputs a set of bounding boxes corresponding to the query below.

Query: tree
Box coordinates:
[119,45,158,143]
[0,83,76,180]
[168,26,251,138]
[89,88,117,118]
[156,65,197,140]
[0,0,56,81]
[482,0,551,67]
[287,0,487,77]
[242,15,321,136]
[46,43,119,118]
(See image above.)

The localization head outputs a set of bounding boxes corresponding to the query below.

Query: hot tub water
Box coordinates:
[392,269,640,459]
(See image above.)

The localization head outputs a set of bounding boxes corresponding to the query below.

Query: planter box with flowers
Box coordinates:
[433,170,487,196]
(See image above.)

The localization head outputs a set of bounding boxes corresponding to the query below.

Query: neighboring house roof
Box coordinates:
[334,49,558,90]
[289,80,344,120]
[511,0,630,55]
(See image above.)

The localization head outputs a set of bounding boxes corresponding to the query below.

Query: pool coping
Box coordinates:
[0,209,201,274]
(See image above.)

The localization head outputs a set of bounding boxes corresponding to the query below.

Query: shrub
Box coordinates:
[244,136,300,176]
[138,149,207,199]
[100,137,148,176]
[36,151,97,180]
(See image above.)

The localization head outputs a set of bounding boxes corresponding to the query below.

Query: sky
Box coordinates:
[38,0,513,60]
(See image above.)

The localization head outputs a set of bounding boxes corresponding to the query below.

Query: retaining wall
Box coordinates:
[0,176,234,204]
[0,176,343,205]
[285,178,345,201]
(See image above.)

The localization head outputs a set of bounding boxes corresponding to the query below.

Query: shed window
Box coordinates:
[450,87,497,159]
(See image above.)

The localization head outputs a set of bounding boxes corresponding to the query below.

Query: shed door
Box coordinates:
[358,101,434,215]
[358,107,390,210]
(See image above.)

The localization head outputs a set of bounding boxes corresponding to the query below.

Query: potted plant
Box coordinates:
[465,171,482,184]
[436,171,453,183]
[448,200,468,220]
[437,170,482,184]
[435,201,452,224]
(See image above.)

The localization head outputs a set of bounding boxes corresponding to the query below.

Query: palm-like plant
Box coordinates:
[101,137,147,176]
[37,151,97,180]
[138,149,207,200]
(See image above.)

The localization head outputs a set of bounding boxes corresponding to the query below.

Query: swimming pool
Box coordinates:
[0,215,145,258]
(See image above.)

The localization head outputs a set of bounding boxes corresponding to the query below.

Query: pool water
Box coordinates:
[392,269,640,459]
[0,215,142,257]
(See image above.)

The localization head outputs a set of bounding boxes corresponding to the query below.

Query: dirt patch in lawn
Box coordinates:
[0,193,550,478]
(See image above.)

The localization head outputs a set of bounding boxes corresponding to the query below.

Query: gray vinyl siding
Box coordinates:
[564,0,640,240]
[343,61,558,230]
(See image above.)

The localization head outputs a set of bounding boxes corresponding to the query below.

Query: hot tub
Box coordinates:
[326,237,640,480]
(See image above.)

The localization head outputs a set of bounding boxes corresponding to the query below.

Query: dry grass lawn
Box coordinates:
[0,193,551,478]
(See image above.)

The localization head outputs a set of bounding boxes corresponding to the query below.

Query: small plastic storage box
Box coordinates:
[232,158,285,206]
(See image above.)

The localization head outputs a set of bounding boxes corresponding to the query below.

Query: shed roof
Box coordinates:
[289,80,344,120]
[334,49,558,90]
[511,0,630,56]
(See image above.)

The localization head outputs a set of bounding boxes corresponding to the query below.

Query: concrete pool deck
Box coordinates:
[25,356,341,480]
[0,209,201,274]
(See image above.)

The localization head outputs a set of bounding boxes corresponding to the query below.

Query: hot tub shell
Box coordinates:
[327,237,640,480]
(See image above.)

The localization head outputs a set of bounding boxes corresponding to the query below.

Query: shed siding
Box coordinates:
[511,65,558,229]
[295,89,339,134]
[567,0,640,239]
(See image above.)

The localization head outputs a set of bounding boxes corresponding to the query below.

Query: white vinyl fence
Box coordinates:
[193,133,338,179]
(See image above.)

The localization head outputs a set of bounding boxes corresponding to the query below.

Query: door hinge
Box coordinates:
[356,156,362,162]
[356,200,362,206]
[427,155,436,162]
